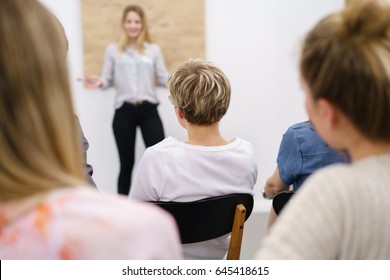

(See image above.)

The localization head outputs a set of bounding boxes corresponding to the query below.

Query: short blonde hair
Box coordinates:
[167,59,231,125]
[300,0,390,141]
[0,0,86,202]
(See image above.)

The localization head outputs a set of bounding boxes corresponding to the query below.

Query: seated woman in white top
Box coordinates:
[256,0,390,259]
[130,59,258,259]
[0,0,181,260]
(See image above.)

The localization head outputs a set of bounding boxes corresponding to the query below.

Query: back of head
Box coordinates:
[300,0,390,141]
[167,59,231,125]
[0,0,85,202]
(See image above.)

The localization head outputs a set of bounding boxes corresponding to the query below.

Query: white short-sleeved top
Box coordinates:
[130,136,258,259]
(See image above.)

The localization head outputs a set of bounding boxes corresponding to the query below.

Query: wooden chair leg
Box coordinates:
[227,204,246,260]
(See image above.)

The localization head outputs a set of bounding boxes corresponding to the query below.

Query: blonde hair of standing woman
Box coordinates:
[118,4,152,54]
[0,0,87,202]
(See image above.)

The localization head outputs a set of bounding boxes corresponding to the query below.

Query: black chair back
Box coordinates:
[272,190,295,215]
[151,193,253,244]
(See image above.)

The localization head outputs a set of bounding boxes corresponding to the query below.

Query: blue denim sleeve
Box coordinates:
[276,127,302,186]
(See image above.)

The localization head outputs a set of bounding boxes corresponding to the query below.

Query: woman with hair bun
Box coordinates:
[256,0,390,259]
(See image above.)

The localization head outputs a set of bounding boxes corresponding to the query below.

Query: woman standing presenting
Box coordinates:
[86,5,167,195]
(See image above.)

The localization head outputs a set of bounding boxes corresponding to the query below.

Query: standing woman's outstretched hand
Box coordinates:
[77,75,103,88]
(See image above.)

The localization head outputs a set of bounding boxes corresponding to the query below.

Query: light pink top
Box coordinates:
[0,187,182,259]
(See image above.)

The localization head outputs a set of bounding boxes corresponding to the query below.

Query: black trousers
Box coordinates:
[113,101,164,195]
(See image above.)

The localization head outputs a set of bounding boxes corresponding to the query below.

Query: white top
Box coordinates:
[0,188,182,259]
[100,43,168,108]
[255,154,390,259]
[130,136,258,259]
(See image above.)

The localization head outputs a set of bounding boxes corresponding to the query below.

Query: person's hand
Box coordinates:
[77,75,102,88]
[264,167,289,199]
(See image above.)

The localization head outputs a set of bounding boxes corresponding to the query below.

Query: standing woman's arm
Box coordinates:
[153,45,169,87]
[84,44,115,89]
[99,44,116,88]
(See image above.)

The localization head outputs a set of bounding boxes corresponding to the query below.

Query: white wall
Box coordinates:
[39,0,344,211]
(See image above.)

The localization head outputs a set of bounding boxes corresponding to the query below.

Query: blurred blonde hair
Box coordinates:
[118,4,152,54]
[300,0,390,140]
[0,0,87,202]
[167,59,231,125]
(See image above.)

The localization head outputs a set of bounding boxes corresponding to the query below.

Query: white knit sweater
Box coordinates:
[255,154,390,259]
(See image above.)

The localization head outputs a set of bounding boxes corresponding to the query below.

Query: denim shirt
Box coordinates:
[277,121,349,190]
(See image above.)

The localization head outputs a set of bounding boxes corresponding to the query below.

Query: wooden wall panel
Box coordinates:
[81,0,205,76]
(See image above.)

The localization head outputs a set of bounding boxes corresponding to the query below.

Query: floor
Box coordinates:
[240,212,268,260]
